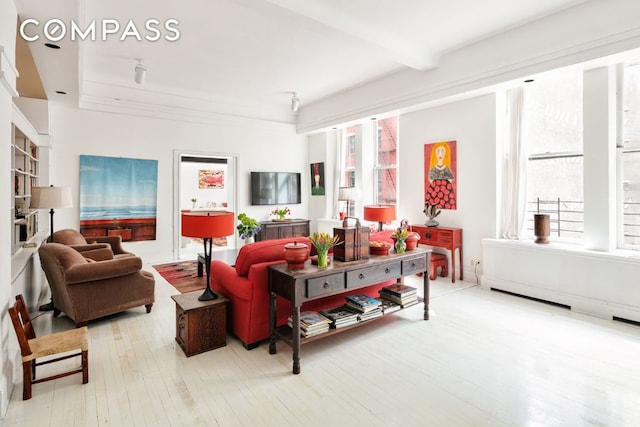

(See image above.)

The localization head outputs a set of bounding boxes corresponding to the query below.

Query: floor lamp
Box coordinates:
[30,185,74,242]
[31,185,74,311]
[338,186,359,218]
[181,211,235,301]
[363,205,396,232]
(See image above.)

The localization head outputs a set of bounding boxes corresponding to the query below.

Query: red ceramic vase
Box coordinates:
[283,241,309,269]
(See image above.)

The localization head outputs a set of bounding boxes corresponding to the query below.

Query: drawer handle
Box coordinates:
[359,273,365,279]
[426,232,432,239]
[385,268,390,274]
[323,282,330,289]
[411,262,416,268]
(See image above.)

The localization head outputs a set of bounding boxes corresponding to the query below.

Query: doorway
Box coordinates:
[173,150,238,260]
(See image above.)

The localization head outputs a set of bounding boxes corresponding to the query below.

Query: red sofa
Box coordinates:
[210,231,395,349]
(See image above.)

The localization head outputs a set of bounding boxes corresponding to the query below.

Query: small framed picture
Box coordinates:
[15,200,27,218]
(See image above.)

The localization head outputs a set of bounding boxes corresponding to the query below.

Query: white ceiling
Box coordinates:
[15,0,586,124]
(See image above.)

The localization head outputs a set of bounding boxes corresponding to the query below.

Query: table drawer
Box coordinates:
[346,262,401,288]
[417,228,452,245]
[306,273,345,298]
[402,255,427,275]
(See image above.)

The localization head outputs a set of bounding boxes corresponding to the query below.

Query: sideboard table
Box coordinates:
[268,248,431,374]
[255,219,310,242]
[171,291,228,357]
[411,225,462,282]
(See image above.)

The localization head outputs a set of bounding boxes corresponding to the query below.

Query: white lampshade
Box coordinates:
[31,186,73,209]
[338,186,359,201]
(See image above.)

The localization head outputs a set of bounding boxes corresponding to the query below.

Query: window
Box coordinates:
[525,71,584,240]
[375,117,397,205]
[343,127,356,188]
[621,56,640,248]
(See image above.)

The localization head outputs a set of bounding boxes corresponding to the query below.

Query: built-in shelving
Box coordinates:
[11,104,40,255]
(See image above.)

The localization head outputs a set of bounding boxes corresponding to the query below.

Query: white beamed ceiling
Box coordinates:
[13,0,610,126]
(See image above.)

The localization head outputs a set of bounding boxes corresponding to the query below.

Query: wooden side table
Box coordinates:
[171,291,228,357]
[412,225,463,282]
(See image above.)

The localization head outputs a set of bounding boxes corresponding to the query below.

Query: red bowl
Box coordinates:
[370,244,391,255]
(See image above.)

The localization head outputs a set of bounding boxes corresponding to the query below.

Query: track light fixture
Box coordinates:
[134,59,146,85]
[291,91,300,112]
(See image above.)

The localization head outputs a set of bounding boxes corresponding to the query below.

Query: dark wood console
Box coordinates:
[256,219,310,242]
[268,248,431,374]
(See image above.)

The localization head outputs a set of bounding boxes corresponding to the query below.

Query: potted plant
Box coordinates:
[308,232,341,268]
[391,228,409,253]
[271,206,291,221]
[237,213,261,243]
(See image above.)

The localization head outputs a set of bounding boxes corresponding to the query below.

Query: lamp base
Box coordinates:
[198,287,219,301]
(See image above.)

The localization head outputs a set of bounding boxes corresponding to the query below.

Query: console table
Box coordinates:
[255,219,310,242]
[411,225,462,282]
[268,248,431,374]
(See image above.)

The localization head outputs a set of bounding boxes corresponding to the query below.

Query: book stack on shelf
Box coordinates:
[345,294,383,321]
[288,311,332,337]
[320,305,360,329]
[379,284,419,308]
[378,297,401,314]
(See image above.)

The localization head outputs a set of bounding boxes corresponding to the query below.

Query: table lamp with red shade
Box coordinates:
[363,205,396,232]
[181,211,235,301]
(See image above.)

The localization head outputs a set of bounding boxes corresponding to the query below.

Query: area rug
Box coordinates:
[153,260,206,294]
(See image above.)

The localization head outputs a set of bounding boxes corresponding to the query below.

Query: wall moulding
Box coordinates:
[0,46,19,97]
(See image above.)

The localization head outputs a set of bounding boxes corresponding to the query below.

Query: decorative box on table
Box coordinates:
[333,217,369,261]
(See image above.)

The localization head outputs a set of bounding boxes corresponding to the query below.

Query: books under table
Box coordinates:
[345,294,382,313]
[357,307,383,322]
[288,311,331,337]
[379,289,419,308]
[380,284,417,298]
[319,305,360,328]
[377,297,401,314]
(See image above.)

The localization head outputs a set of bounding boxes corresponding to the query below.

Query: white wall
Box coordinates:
[308,94,497,280]
[48,105,307,264]
[482,239,640,322]
[399,94,497,279]
[0,0,18,416]
[307,132,333,231]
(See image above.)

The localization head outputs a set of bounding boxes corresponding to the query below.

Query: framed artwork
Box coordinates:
[15,200,27,217]
[310,162,325,196]
[79,155,158,241]
[424,140,457,210]
[199,169,224,189]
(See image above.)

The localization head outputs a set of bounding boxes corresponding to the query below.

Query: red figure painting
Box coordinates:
[424,140,457,210]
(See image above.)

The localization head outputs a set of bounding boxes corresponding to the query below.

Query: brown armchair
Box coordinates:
[38,243,155,327]
[53,229,134,259]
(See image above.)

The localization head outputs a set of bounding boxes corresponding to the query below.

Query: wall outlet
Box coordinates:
[470,259,481,266]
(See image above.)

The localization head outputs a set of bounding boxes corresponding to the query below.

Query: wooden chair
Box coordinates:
[8,294,89,400]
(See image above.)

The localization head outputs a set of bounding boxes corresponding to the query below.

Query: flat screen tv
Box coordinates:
[251,171,301,205]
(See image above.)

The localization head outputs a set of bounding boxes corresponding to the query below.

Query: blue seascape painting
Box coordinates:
[79,155,158,241]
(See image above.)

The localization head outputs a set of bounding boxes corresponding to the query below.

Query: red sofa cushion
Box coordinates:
[235,237,311,276]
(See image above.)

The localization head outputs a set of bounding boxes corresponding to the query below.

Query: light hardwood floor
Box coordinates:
[3,268,640,426]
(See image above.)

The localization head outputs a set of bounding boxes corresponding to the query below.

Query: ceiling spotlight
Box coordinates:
[134,59,146,85]
[291,92,300,112]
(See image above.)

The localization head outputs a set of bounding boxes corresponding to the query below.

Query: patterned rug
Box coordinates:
[153,260,206,294]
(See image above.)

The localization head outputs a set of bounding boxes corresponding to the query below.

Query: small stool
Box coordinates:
[430,253,448,280]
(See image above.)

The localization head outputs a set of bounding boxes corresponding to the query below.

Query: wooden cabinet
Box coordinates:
[11,105,40,255]
[255,219,310,242]
[172,291,228,357]
[411,225,463,282]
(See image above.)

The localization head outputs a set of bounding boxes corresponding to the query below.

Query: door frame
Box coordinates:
[173,149,238,260]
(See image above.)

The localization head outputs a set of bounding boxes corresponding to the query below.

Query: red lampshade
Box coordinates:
[363,205,396,223]
[181,211,235,238]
